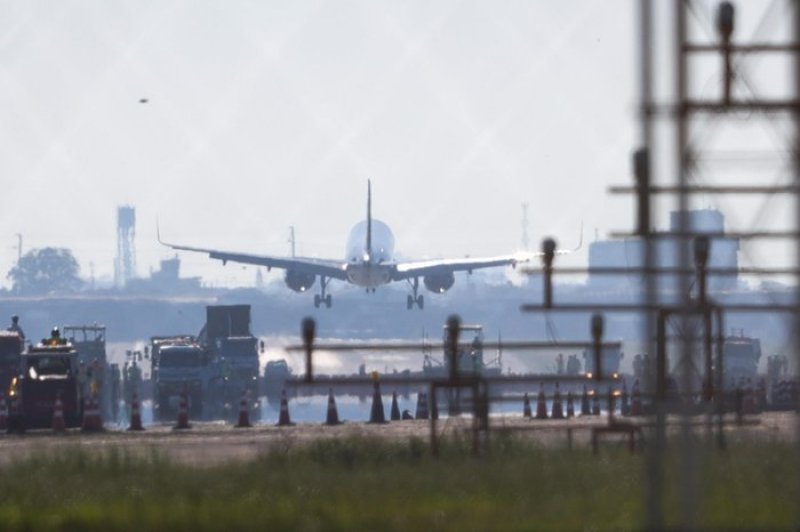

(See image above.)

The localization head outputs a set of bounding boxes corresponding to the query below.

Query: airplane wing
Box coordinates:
[392,226,583,280]
[159,237,348,280]
[393,252,536,279]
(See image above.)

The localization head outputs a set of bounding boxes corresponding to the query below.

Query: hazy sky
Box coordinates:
[1,1,791,289]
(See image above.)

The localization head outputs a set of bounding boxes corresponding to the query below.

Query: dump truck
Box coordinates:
[200,305,261,421]
[7,330,82,430]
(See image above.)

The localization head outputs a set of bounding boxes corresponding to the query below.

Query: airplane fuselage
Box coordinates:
[344,219,395,288]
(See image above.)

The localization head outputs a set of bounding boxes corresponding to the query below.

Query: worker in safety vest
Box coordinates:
[47,327,63,346]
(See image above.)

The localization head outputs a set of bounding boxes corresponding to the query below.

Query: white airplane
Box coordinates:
[159,181,573,309]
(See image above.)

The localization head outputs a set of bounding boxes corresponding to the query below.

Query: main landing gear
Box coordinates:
[314,276,332,308]
[407,278,424,310]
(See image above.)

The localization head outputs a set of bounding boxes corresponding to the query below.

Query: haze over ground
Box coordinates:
[1,1,790,289]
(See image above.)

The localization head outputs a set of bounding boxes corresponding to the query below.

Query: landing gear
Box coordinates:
[314,276,332,308]
[406,278,424,310]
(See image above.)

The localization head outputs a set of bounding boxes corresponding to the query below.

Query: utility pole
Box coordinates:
[288,226,296,257]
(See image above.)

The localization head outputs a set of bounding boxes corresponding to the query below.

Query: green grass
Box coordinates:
[0,435,795,530]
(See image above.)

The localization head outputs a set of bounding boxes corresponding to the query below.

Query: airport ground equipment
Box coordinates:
[0,331,23,394]
[151,336,206,421]
[63,325,118,421]
[199,305,261,422]
[7,330,82,430]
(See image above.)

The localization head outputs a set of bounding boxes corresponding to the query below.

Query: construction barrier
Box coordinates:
[174,391,191,430]
[235,390,252,428]
[277,389,293,426]
[128,392,144,431]
[81,393,103,432]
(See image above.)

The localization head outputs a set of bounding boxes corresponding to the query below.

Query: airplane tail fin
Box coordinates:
[366,180,372,257]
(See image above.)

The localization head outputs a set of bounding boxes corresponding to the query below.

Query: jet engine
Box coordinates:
[285,270,315,293]
[423,272,455,294]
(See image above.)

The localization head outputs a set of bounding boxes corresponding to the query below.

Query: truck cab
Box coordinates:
[151,337,206,421]
[9,336,81,430]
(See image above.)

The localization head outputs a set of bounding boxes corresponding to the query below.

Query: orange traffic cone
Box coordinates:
[325,388,340,425]
[81,394,103,432]
[0,393,7,431]
[631,379,642,416]
[566,391,575,418]
[174,391,191,430]
[52,393,65,432]
[535,383,548,419]
[127,393,144,431]
[390,392,401,421]
[523,393,532,418]
[551,383,565,419]
[235,390,252,428]
[277,389,293,426]
[368,381,386,424]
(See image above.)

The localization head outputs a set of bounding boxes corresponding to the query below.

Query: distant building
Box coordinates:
[125,256,202,294]
[588,209,739,293]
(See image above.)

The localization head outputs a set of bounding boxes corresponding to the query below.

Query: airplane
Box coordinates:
[158,181,577,309]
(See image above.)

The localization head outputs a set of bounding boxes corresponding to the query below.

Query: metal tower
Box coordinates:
[115,206,137,287]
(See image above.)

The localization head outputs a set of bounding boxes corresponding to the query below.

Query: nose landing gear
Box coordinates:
[406,278,424,310]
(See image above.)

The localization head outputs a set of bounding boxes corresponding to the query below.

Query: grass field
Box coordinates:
[0,434,795,530]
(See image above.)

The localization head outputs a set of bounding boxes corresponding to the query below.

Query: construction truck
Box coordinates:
[62,325,119,422]
[151,335,206,421]
[200,305,261,421]
[7,329,82,430]
[0,330,23,395]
